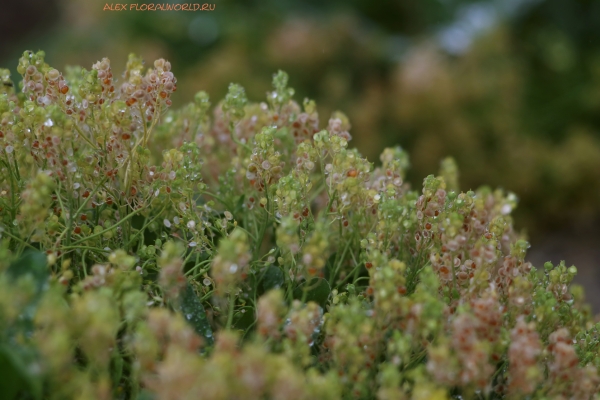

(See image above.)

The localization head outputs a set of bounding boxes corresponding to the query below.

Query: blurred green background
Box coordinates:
[2,0,600,309]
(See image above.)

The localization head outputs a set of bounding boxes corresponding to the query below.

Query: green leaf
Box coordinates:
[179,283,214,346]
[136,390,156,400]
[7,250,48,293]
[234,194,245,214]
[0,347,27,400]
[6,251,49,337]
[322,252,337,282]
[0,345,42,400]
[0,251,48,399]
[110,347,124,393]
[294,278,331,308]
[261,265,284,292]
[232,307,255,331]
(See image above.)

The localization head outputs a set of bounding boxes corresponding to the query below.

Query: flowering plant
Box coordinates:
[0,51,598,399]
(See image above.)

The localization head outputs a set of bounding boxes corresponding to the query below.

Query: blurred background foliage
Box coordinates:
[1,0,600,305]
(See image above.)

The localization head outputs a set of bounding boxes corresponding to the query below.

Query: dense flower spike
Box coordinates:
[508,316,542,395]
[210,228,252,294]
[0,52,598,399]
[257,289,287,339]
[247,127,285,189]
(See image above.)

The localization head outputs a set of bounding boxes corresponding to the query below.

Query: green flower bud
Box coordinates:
[222,83,247,123]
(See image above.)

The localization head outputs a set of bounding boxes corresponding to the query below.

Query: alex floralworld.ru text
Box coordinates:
[103,3,216,11]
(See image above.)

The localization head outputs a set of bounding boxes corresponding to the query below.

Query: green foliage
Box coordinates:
[6,0,600,238]
[0,52,599,399]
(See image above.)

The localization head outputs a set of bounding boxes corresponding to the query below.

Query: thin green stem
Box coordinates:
[228,121,252,153]
[11,153,21,182]
[1,158,18,224]
[72,122,99,150]
[0,229,37,251]
[300,277,321,303]
[226,293,236,330]
[308,180,327,204]
[138,100,159,148]
[337,262,363,288]
[252,181,270,260]
[53,183,69,246]
[200,290,214,303]
[126,206,166,247]
[283,262,295,303]
[232,225,256,242]
[54,176,108,249]
[330,235,351,284]
[70,207,144,246]
[198,190,229,208]
[60,245,111,253]
[185,258,212,277]
[81,249,88,278]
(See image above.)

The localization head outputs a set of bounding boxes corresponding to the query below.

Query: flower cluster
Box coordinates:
[257,289,286,339]
[17,170,55,236]
[247,127,285,190]
[210,228,251,294]
[284,300,323,345]
[121,55,177,123]
[299,220,329,278]
[0,52,599,400]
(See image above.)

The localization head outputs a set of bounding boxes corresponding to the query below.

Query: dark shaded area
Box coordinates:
[0,0,60,60]
[512,0,600,143]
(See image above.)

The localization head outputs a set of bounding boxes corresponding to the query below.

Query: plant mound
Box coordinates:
[0,51,599,399]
